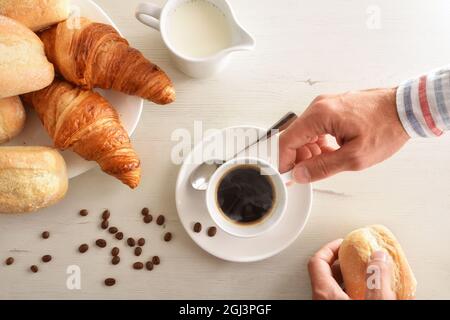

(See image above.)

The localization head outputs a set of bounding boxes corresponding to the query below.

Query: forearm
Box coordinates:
[396,66,450,138]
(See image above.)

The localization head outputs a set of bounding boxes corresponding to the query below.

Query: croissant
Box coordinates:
[22,79,141,189]
[39,17,175,105]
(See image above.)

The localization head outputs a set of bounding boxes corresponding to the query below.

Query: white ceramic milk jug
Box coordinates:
[136,0,255,78]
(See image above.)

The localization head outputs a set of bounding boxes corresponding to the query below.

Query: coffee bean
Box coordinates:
[127,238,136,247]
[111,247,119,256]
[156,215,165,226]
[30,265,38,273]
[42,231,50,239]
[42,255,52,263]
[104,278,116,286]
[152,256,160,265]
[108,227,118,234]
[143,215,153,224]
[193,222,202,233]
[112,256,120,265]
[134,247,142,256]
[79,244,89,253]
[115,232,124,240]
[102,210,110,220]
[207,226,217,237]
[5,257,14,265]
[133,262,144,270]
[101,220,109,230]
[79,209,89,216]
[96,239,107,248]
[164,232,172,242]
[145,261,154,271]
[137,238,145,246]
[141,207,150,216]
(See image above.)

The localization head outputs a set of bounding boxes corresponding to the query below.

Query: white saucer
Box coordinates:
[175,126,312,262]
[4,0,143,179]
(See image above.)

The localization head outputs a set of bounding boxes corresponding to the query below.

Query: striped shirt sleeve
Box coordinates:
[396,66,450,138]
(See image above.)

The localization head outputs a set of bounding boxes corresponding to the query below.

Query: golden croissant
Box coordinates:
[22,79,141,189]
[39,17,175,105]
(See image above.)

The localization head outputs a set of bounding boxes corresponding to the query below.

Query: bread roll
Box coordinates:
[339,225,417,300]
[0,15,54,98]
[0,0,70,31]
[0,146,68,213]
[0,96,26,144]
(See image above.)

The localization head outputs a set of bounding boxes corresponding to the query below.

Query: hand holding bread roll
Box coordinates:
[339,225,417,300]
[0,0,70,31]
[0,96,26,144]
[0,15,54,98]
[0,147,68,213]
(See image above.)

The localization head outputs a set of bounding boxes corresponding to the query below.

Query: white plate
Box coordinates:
[4,0,143,179]
[175,126,313,262]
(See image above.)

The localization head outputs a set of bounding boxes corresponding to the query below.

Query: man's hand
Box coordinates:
[279,88,410,182]
[308,240,396,300]
[308,239,350,300]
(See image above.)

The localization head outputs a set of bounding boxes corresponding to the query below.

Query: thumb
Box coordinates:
[291,146,353,183]
[365,251,396,300]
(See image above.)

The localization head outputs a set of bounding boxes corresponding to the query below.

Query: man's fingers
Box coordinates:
[308,239,349,300]
[279,115,326,172]
[292,145,353,183]
[365,251,396,300]
[281,115,326,150]
[308,239,343,284]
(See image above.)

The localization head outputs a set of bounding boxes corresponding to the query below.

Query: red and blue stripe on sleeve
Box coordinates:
[397,66,450,138]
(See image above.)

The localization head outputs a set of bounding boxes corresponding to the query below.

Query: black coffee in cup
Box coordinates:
[216,165,275,224]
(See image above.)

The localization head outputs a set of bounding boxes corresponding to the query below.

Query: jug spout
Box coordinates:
[231,25,255,52]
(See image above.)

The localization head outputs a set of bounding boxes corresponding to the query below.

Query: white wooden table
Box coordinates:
[1,0,450,299]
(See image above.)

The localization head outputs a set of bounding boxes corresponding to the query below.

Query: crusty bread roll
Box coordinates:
[0,146,68,213]
[0,96,26,144]
[339,225,417,300]
[0,15,54,99]
[0,0,70,31]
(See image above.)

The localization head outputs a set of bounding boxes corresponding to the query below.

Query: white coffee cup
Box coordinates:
[135,0,255,78]
[206,157,293,238]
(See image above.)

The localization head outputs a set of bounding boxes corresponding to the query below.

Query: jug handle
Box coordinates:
[135,2,162,31]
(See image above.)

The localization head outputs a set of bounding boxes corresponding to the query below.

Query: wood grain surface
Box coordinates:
[1,0,449,299]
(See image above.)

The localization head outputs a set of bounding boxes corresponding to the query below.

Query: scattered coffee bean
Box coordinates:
[42,255,52,263]
[152,256,160,265]
[145,261,154,271]
[30,265,38,273]
[141,207,150,216]
[137,238,145,246]
[42,231,50,239]
[5,257,14,265]
[79,209,89,216]
[156,215,165,226]
[143,215,153,224]
[133,262,144,270]
[79,244,89,253]
[193,222,202,233]
[134,247,142,256]
[127,238,136,247]
[164,232,172,242]
[112,256,120,265]
[96,239,107,248]
[207,226,217,237]
[108,227,118,234]
[115,232,124,240]
[102,210,110,220]
[111,247,120,256]
[101,220,109,230]
[104,278,116,286]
